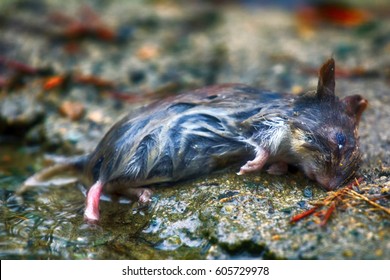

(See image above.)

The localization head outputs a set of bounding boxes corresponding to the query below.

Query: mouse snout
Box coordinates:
[302,168,334,190]
[314,175,344,191]
[303,162,352,190]
[314,175,331,191]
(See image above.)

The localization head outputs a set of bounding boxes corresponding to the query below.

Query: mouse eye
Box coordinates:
[336,132,346,149]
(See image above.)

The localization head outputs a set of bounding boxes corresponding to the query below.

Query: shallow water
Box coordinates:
[0,144,210,259]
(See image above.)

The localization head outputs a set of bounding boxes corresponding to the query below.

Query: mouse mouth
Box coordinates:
[304,170,335,191]
[315,176,332,191]
[315,175,347,191]
[303,165,347,191]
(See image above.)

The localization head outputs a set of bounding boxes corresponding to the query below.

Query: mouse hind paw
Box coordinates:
[137,188,153,204]
[121,187,153,205]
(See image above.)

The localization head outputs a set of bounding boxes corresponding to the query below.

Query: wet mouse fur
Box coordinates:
[18,58,368,222]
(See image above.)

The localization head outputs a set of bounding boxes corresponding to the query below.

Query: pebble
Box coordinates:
[291,85,304,95]
[271,234,281,241]
[59,101,85,121]
[87,110,105,124]
[297,201,306,208]
[379,176,387,182]
[342,250,354,258]
[375,249,383,257]
[136,44,160,60]
[303,187,313,198]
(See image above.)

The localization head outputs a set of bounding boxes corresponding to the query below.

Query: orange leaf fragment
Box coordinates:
[44,75,65,90]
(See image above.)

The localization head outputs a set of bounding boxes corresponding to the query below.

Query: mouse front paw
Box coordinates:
[237,148,269,175]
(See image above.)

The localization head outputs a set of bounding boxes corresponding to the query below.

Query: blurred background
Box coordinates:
[0,0,389,260]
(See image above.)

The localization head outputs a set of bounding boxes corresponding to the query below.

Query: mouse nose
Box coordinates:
[323,177,345,191]
[314,175,341,191]
[327,178,340,191]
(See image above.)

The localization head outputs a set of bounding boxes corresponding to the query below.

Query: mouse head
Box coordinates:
[290,58,368,190]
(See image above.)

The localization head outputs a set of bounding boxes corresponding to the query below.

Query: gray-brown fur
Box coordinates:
[85,84,290,194]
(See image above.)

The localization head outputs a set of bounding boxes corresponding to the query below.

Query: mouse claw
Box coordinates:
[237,148,269,175]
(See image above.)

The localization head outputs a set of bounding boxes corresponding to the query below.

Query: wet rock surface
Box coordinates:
[0,0,389,259]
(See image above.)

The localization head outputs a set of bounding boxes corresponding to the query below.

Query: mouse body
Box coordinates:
[20,58,368,221]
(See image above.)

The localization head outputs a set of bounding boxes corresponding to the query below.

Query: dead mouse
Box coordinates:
[17,58,368,222]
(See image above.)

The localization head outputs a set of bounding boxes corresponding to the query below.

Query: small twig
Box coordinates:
[0,56,38,75]
[290,206,319,223]
[43,73,115,91]
[346,189,390,215]
[320,201,336,227]
[290,177,363,225]
[48,6,116,41]
[43,75,65,90]
[74,75,114,88]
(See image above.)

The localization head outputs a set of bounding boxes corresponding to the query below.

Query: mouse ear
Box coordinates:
[316,58,336,100]
[341,95,368,125]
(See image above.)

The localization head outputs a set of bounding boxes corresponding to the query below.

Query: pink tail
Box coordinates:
[84,180,104,222]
